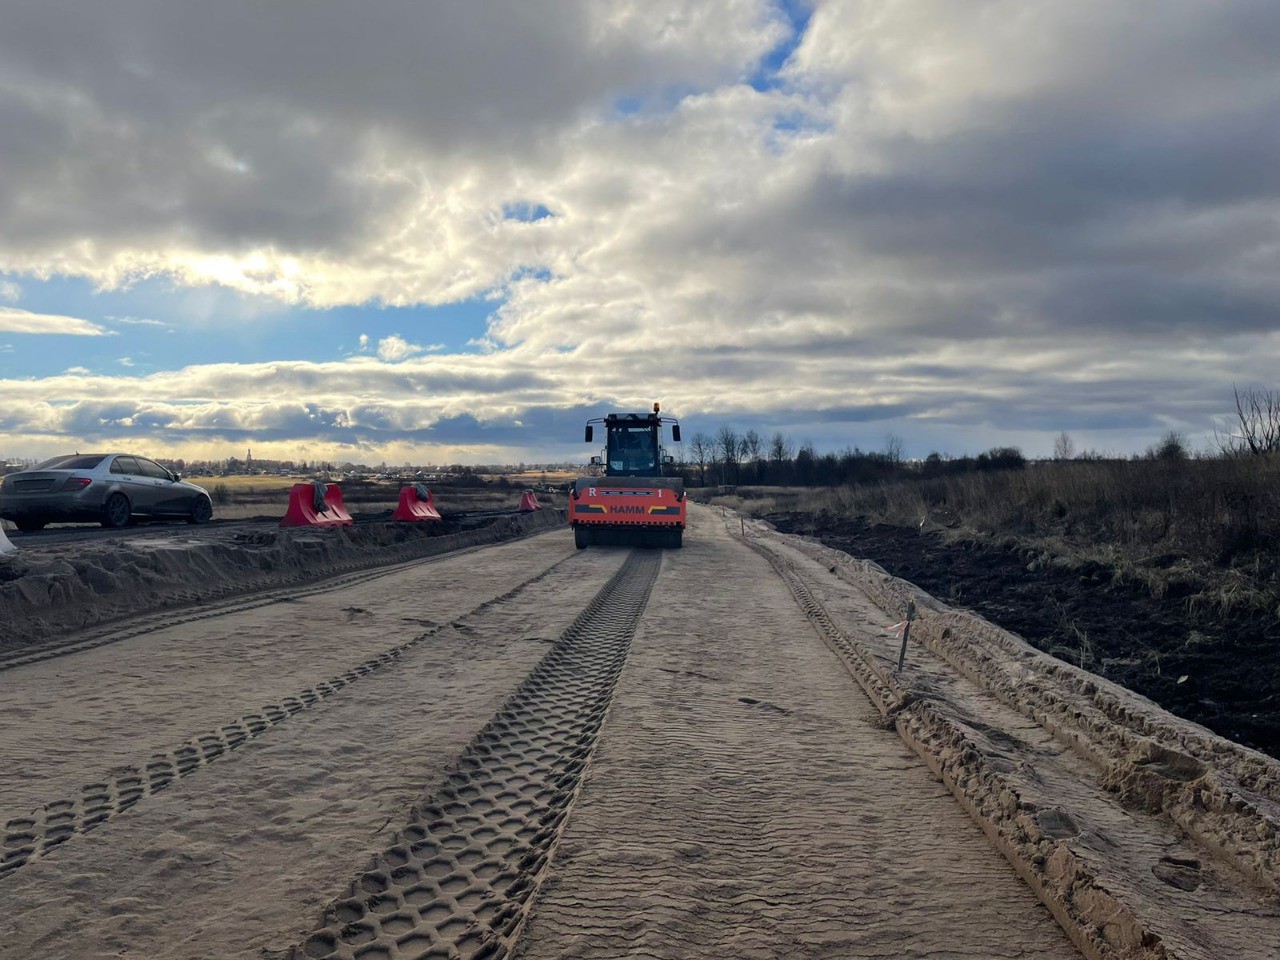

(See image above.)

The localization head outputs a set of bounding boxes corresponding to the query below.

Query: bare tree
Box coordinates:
[883,433,904,465]
[715,425,740,485]
[1231,385,1280,455]
[1053,431,1076,460]
[689,432,714,486]
[735,435,751,485]
[743,429,764,482]
[769,430,794,464]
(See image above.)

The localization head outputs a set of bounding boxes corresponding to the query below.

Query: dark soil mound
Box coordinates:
[769,513,1280,759]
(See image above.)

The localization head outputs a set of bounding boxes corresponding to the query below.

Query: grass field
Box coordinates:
[702,456,1280,616]
[498,469,579,484]
[185,475,301,491]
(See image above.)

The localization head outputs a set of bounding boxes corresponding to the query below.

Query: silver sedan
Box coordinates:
[0,453,213,531]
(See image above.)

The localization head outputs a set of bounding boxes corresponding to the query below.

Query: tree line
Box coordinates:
[676,426,1029,487]
[675,385,1280,488]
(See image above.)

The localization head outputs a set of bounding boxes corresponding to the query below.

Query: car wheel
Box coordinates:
[15,518,46,532]
[574,526,592,549]
[188,496,213,524]
[101,493,131,528]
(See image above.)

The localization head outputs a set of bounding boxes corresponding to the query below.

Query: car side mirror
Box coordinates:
[672,425,681,442]
[589,455,602,466]
[664,455,675,465]
[171,473,181,482]
[584,425,593,443]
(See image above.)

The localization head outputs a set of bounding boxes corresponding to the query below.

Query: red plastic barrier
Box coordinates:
[518,490,542,512]
[280,482,354,528]
[323,484,355,524]
[392,484,442,522]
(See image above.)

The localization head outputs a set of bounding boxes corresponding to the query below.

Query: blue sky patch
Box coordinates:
[750,0,813,92]
[502,201,554,222]
[0,272,497,378]
[509,266,553,285]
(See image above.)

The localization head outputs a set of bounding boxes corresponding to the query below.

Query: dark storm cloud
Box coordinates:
[2,1,1278,460]
[0,1,776,260]
[798,108,1280,276]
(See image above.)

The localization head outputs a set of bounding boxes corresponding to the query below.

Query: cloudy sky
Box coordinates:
[1,0,1276,465]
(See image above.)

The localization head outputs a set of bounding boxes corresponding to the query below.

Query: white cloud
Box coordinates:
[376,335,443,362]
[118,357,135,367]
[0,281,20,302]
[0,2,1277,461]
[0,307,109,336]
[0,321,1269,463]
[0,1,783,306]
[63,366,91,374]
[109,315,167,326]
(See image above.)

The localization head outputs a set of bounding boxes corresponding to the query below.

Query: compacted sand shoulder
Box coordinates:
[0,531,625,959]
[0,534,579,815]
[4,505,1275,959]
[516,508,1081,960]
[0,510,565,659]
[732,509,1280,960]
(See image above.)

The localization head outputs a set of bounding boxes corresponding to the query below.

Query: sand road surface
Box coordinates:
[1,505,1277,960]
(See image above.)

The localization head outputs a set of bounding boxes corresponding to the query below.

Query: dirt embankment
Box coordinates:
[767,514,1280,759]
[0,510,566,656]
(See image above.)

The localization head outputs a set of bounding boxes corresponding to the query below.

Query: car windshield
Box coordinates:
[33,455,106,470]
[607,426,656,472]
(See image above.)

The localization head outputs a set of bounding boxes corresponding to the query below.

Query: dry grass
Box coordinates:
[495,469,579,484]
[712,458,1280,614]
[184,475,302,493]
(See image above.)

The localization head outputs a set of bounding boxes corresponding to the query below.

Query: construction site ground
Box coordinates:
[1,505,1276,960]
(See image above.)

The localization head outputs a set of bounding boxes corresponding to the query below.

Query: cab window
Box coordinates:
[608,427,656,472]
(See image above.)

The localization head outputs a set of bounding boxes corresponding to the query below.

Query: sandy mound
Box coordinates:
[0,510,565,657]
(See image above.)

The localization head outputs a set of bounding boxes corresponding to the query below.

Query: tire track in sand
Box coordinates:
[297,549,660,960]
[0,551,581,879]
[742,523,1280,960]
[0,524,559,674]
